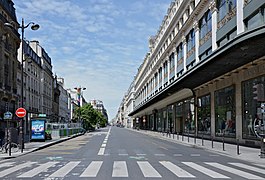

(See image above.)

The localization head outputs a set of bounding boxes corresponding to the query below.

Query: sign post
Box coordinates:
[15,108,26,153]
[3,112,12,156]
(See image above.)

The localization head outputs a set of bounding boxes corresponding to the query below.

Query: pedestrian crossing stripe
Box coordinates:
[0,161,264,179]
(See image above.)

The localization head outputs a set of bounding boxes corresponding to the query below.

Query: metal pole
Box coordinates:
[222,134,225,151]
[20,18,25,153]
[211,136,214,148]
[237,138,240,155]
[8,120,11,156]
[202,133,204,146]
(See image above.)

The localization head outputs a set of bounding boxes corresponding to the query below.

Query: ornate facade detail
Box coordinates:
[209,0,217,13]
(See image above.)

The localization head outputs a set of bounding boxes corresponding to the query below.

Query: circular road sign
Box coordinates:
[16,108,27,118]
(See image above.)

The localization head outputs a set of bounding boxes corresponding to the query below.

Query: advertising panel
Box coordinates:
[31,119,45,141]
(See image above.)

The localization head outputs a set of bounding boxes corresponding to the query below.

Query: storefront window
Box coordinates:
[197,94,211,135]
[162,109,167,132]
[157,110,163,132]
[242,76,265,139]
[215,86,236,137]
[183,98,195,134]
[167,105,174,133]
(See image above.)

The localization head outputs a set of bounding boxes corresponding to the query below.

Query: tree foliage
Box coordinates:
[76,104,107,130]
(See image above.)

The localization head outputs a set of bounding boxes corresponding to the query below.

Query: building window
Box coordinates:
[199,10,212,40]
[246,10,263,30]
[215,86,236,137]
[197,94,211,135]
[242,75,265,139]
[177,43,183,61]
[217,0,237,28]
[187,29,195,52]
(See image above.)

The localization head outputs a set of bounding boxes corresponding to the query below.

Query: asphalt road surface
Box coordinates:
[0,126,264,179]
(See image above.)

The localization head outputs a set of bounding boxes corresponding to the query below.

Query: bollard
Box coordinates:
[188,133,190,143]
[237,138,240,155]
[182,134,184,141]
[194,136,196,144]
[201,134,204,146]
[173,133,174,139]
[177,132,179,140]
[211,136,214,148]
[222,134,225,151]
[261,137,265,158]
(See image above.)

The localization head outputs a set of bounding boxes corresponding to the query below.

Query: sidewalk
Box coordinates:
[0,133,84,160]
[133,129,265,166]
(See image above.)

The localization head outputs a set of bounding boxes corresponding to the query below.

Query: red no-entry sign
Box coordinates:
[16,108,27,118]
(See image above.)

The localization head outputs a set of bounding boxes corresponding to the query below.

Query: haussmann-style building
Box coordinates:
[127,0,265,147]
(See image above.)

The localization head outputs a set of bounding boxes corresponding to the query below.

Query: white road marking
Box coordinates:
[173,154,183,156]
[137,161,161,178]
[18,162,58,178]
[80,161,103,177]
[154,154,165,156]
[98,148,105,155]
[112,161,128,177]
[183,162,230,179]
[49,161,80,177]
[0,162,15,168]
[101,144,106,147]
[160,161,195,178]
[0,162,36,177]
[229,163,265,175]
[205,162,264,179]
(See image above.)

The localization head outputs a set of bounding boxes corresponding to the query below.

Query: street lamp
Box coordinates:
[74,87,86,125]
[5,18,39,153]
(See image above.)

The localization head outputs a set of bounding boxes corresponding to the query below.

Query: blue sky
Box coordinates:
[13,0,172,119]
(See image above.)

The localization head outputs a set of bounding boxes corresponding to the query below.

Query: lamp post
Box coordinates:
[74,87,86,125]
[5,18,39,153]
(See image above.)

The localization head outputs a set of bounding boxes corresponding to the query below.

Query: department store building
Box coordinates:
[128,0,265,146]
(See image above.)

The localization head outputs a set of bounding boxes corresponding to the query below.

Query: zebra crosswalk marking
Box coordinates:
[182,162,230,179]
[137,161,161,178]
[205,162,264,180]
[0,161,36,178]
[18,162,58,178]
[112,161,128,177]
[80,161,103,177]
[0,162,15,168]
[228,163,265,175]
[159,161,195,178]
[49,161,80,177]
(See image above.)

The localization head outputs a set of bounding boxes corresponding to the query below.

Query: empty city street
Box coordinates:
[0,127,264,180]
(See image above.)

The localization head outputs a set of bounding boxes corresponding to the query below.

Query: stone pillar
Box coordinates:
[235,73,242,140]
[182,35,187,73]
[174,47,178,78]
[210,0,218,51]
[237,0,245,35]
[193,20,200,64]
[167,55,170,84]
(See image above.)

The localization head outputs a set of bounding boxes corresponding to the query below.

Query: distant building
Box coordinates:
[90,100,108,121]
[29,41,53,117]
